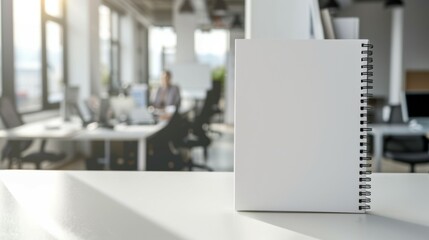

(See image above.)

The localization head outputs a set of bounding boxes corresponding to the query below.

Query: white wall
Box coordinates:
[67,0,101,98]
[245,0,312,39]
[339,0,429,98]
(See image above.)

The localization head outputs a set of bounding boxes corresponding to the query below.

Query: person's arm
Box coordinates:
[152,88,161,108]
[173,86,181,107]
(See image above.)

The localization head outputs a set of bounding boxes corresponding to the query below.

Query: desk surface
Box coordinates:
[0,117,167,141]
[370,123,429,135]
[0,171,428,240]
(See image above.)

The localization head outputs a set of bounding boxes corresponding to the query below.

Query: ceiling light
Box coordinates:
[180,0,194,14]
[212,0,228,17]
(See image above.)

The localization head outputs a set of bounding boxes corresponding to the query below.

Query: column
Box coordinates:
[67,0,101,98]
[173,0,198,64]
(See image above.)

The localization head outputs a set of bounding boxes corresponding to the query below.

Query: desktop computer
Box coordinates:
[129,84,148,108]
[402,91,429,126]
[62,86,79,122]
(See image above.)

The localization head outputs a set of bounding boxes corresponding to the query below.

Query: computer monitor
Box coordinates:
[110,96,135,120]
[403,92,429,124]
[129,84,148,108]
[98,98,111,126]
[62,86,79,121]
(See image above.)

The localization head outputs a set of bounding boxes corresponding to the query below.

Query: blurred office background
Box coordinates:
[0,0,428,173]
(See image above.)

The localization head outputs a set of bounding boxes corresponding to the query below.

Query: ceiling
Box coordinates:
[128,0,245,26]
[125,0,359,27]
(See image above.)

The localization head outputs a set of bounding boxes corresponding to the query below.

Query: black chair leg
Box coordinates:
[203,147,208,162]
[410,163,416,173]
[191,162,213,172]
[8,158,13,169]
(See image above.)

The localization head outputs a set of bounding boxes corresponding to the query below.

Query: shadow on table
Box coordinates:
[59,174,186,240]
[1,174,185,240]
[239,211,429,240]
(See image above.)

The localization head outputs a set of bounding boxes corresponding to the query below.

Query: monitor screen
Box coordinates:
[405,92,429,118]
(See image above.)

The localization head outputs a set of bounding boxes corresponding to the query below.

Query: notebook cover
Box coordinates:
[234,40,371,213]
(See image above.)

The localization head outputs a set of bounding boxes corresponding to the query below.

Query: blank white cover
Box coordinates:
[235,40,368,213]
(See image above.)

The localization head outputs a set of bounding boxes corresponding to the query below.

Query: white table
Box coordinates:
[0,118,166,170]
[370,124,429,172]
[0,171,428,240]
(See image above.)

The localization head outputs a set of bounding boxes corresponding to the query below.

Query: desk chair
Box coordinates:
[147,106,212,171]
[211,81,223,122]
[183,89,217,162]
[0,98,65,169]
[383,105,429,172]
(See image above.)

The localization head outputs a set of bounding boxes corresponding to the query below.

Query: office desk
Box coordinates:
[0,118,166,170]
[370,124,429,172]
[76,122,167,170]
[0,171,427,240]
[0,117,81,140]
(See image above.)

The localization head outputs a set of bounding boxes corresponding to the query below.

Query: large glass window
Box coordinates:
[99,4,121,93]
[14,0,43,112]
[14,0,66,112]
[148,27,176,84]
[195,29,228,68]
[46,21,64,103]
[137,24,147,84]
[44,0,66,105]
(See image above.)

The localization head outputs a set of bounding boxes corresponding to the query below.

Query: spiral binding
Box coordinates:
[359,43,373,211]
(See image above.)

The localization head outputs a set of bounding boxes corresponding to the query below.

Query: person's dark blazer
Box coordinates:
[153,85,181,108]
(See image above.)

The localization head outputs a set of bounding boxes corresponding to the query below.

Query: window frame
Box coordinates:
[41,0,68,110]
[100,3,122,94]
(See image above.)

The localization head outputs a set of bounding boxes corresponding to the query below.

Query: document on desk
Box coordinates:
[235,40,374,213]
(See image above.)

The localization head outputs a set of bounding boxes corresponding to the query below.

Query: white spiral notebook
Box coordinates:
[234,40,373,213]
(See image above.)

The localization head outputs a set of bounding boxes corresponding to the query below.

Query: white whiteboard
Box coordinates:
[170,64,212,92]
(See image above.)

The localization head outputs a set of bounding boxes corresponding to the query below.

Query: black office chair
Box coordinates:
[146,106,212,171]
[182,89,218,162]
[211,81,223,121]
[0,97,65,169]
[383,105,429,172]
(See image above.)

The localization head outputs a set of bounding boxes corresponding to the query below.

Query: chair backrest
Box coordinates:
[195,89,216,125]
[0,98,32,161]
[146,108,187,171]
[0,97,24,129]
[212,81,222,104]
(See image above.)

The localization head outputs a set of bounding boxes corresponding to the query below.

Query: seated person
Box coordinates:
[152,70,181,109]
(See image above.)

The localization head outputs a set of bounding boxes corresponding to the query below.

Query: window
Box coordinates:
[0,3,2,96]
[149,27,176,84]
[44,0,66,105]
[195,29,228,69]
[99,4,121,93]
[14,0,66,112]
[137,23,148,84]
[14,0,43,112]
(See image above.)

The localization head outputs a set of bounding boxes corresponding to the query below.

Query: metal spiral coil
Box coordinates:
[359,43,373,211]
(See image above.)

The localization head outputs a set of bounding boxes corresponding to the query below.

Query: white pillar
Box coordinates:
[173,0,198,64]
[245,0,312,39]
[388,6,404,105]
[67,0,101,98]
[225,29,245,125]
